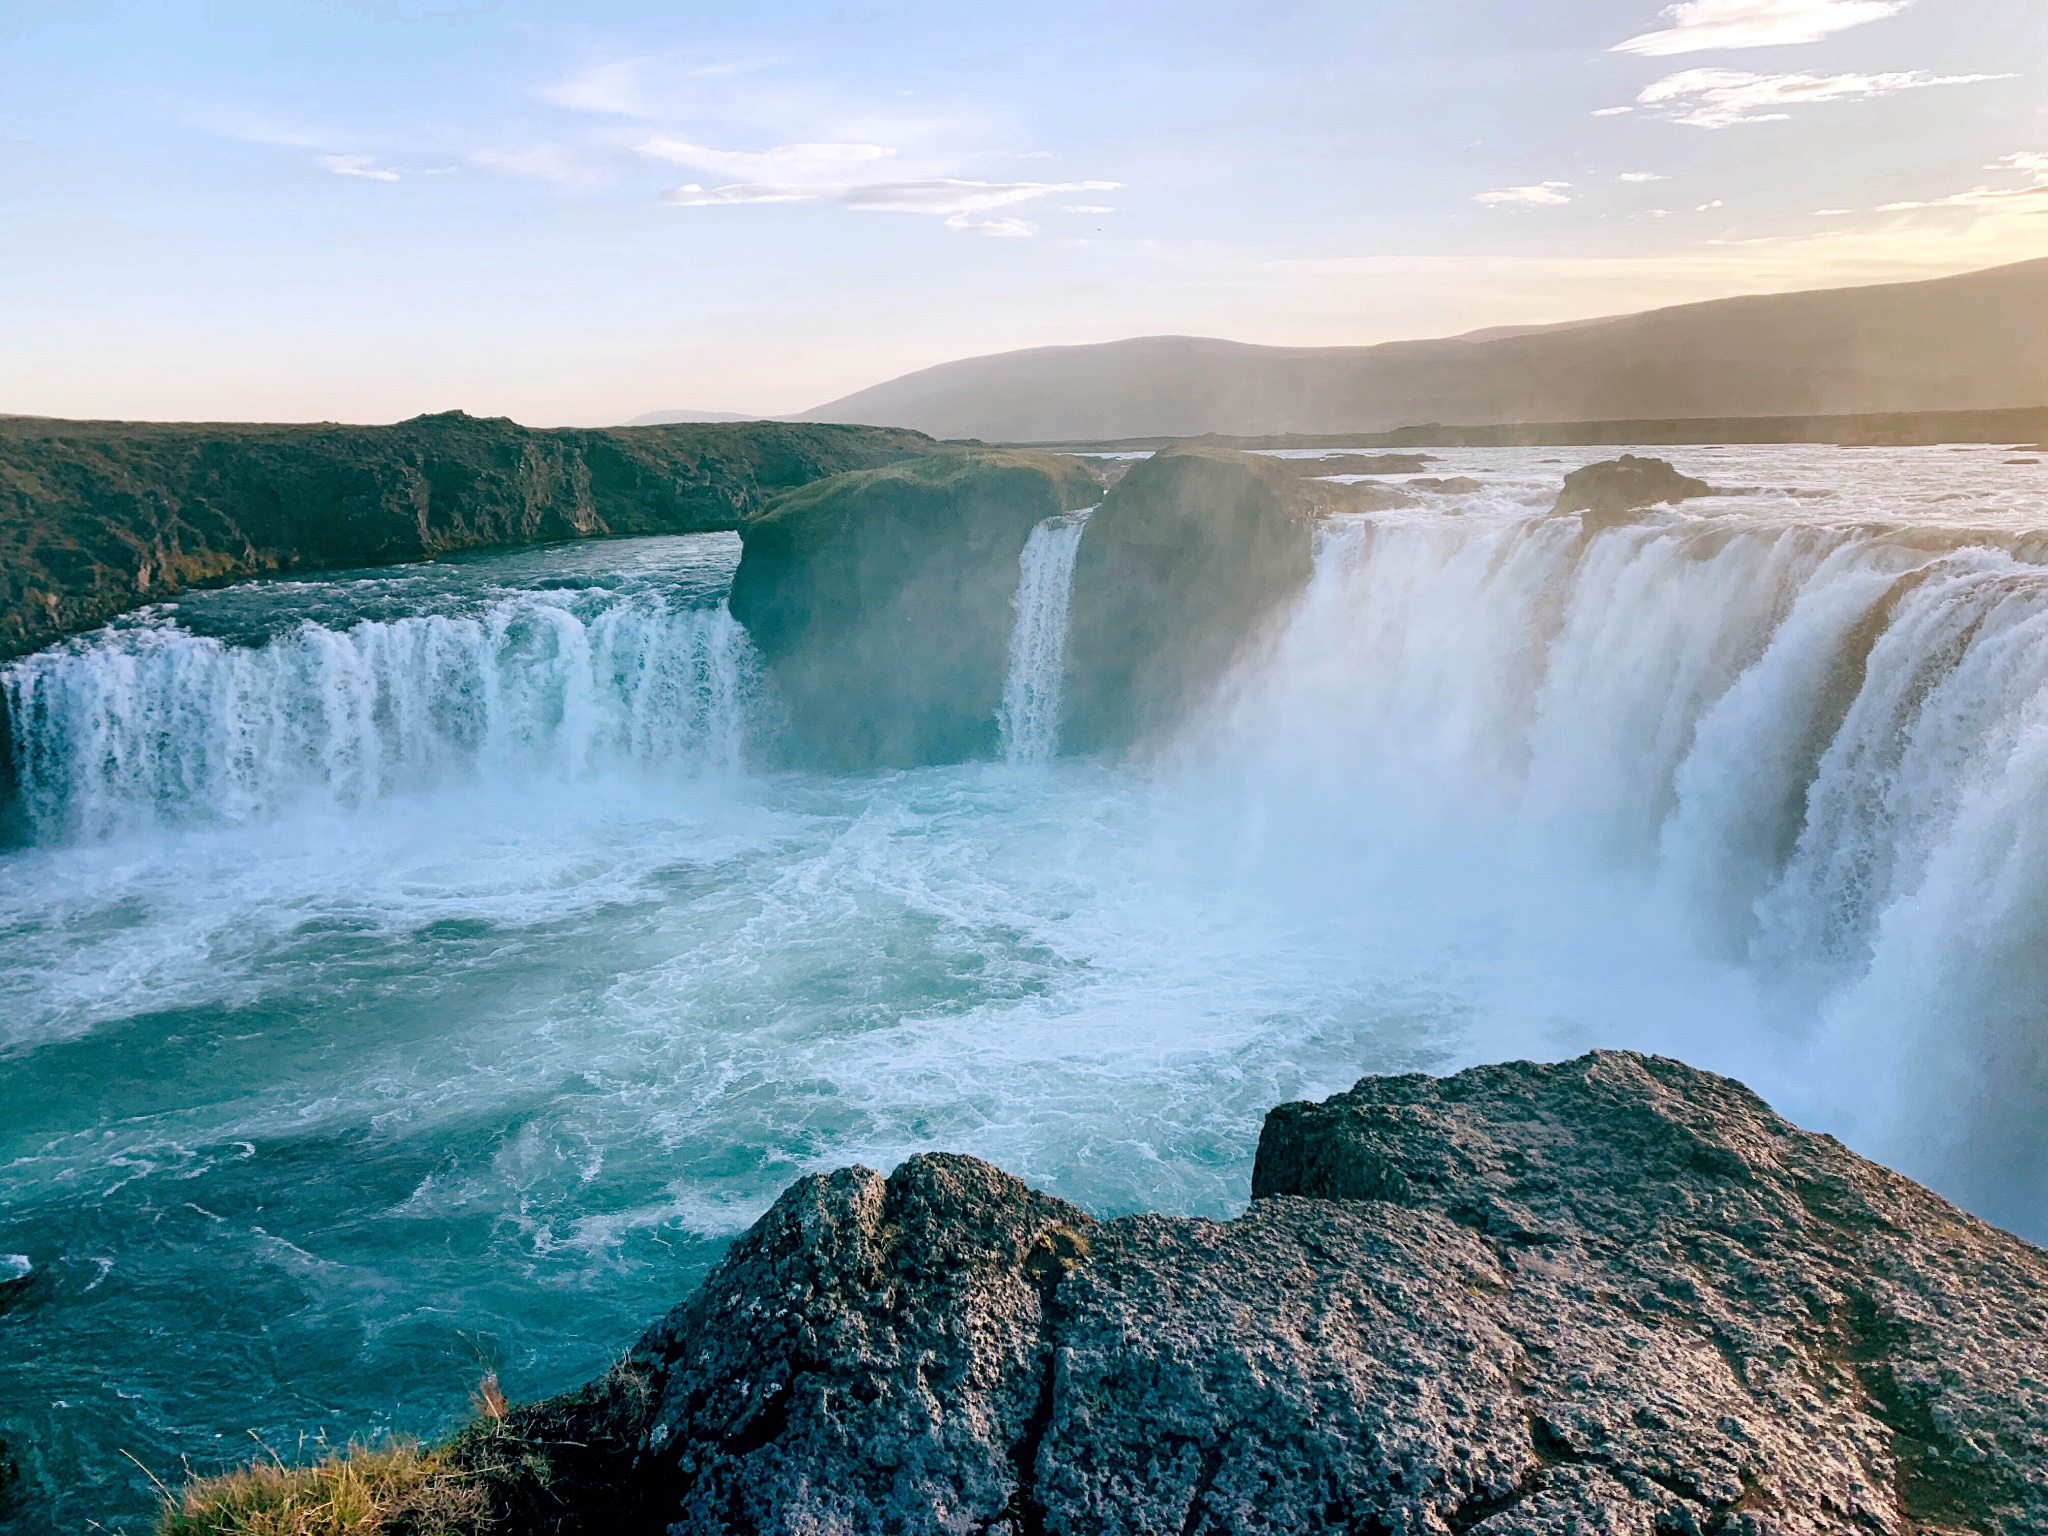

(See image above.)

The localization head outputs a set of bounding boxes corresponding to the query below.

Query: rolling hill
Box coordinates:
[792,258,2048,441]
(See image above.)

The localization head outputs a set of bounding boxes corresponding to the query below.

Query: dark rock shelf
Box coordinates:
[499,1051,2048,1534]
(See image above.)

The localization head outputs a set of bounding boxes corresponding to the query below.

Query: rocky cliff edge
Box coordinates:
[458,1050,2048,1535]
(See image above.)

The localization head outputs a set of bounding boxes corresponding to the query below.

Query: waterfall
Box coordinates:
[998,509,1093,765]
[3,592,763,842]
[1203,505,2048,1232]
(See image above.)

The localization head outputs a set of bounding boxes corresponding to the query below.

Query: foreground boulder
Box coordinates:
[1064,448,1330,755]
[727,449,1100,768]
[1553,454,1713,528]
[488,1050,2048,1534]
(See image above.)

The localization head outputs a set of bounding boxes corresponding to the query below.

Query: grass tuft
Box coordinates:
[150,1359,656,1536]
[155,1438,487,1536]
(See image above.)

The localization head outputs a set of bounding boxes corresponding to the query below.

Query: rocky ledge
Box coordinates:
[463,1051,2047,1535]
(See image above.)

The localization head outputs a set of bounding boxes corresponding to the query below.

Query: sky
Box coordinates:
[2,0,2044,424]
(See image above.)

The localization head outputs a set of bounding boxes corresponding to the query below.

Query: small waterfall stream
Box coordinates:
[997,509,1093,765]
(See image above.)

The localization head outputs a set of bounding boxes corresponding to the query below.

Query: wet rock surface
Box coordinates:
[1063,448,1323,756]
[538,1051,2048,1534]
[727,448,1100,768]
[1552,454,1714,528]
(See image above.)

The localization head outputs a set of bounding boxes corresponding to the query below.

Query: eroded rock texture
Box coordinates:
[567,1052,2048,1534]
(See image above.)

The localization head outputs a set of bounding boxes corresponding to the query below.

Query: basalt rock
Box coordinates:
[727,449,1101,768]
[513,1049,2048,1535]
[0,412,932,662]
[1552,454,1714,529]
[1063,448,1323,756]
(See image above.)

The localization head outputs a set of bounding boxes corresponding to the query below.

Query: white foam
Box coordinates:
[998,509,1092,765]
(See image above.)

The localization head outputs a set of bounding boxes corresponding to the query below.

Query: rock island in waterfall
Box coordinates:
[4,5,2048,1533]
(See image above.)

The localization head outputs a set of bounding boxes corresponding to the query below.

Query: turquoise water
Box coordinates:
[0,534,1448,1532]
[11,444,2048,1532]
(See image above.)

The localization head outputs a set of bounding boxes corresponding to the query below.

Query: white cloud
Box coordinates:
[1474,181,1573,206]
[320,155,399,182]
[1592,106,1636,117]
[637,138,896,179]
[1615,0,1910,56]
[1619,172,1667,182]
[1637,67,2007,128]
[542,60,651,116]
[946,215,1036,237]
[1062,204,1117,213]
[1871,150,2048,212]
[662,177,1124,232]
[541,57,767,118]
[1697,199,1725,210]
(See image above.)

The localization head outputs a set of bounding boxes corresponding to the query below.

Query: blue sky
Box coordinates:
[2,0,2043,423]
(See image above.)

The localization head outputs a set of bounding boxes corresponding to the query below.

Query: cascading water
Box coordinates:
[1197,456,2048,1235]
[8,450,2048,1533]
[3,564,761,843]
[997,508,1093,765]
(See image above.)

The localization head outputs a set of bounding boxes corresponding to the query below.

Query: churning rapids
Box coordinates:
[5,443,2048,1529]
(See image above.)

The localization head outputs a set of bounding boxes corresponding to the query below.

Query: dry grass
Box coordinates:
[150,1364,654,1536]
[154,1438,488,1536]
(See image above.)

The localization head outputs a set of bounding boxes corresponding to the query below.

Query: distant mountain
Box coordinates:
[794,259,2048,441]
[626,409,765,425]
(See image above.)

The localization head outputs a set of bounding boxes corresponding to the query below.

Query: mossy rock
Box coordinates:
[729,448,1101,769]
[1063,447,1319,756]
[0,413,934,662]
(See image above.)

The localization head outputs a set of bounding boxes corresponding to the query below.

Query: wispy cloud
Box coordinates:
[1872,151,2048,212]
[1619,172,1667,182]
[320,154,400,181]
[473,144,611,185]
[662,177,1124,234]
[1636,67,2007,127]
[637,138,895,179]
[950,216,1036,238]
[1614,0,1910,56]
[1474,181,1572,206]
[539,58,771,119]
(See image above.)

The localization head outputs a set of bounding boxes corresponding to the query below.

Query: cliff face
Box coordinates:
[499,1051,2048,1535]
[0,412,933,662]
[727,449,1101,769]
[1063,448,1324,757]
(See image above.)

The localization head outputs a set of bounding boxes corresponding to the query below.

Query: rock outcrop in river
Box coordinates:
[1062,448,1327,756]
[460,1049,2048,1534]
[0,412,932,662]
[1552,454,1713,529]
[728,448,1101,768]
